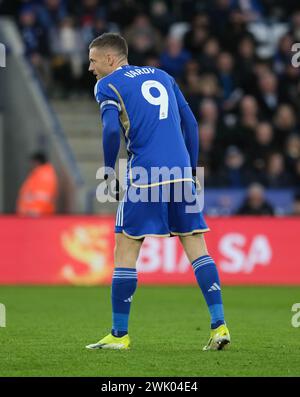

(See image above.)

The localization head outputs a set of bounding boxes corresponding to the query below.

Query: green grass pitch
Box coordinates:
[0,285,299,377]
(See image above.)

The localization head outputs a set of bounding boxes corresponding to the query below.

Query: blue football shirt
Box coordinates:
[94,65,194,187]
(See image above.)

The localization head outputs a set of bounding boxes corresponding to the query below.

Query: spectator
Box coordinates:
[18,5,50,59]
[184,73,221,116]
[198,123,223,183]
[236,183,274,215]
[221,95,258,151]
[198,98,232,152]
[198,98,219,125]
[281,64,300,112]
[285,134,300,175]
[216,52,237,103]
[220,9,249,52]
[198,74,221,102]
[150,0,174,35]
[273,33,294,75]
[256,72,286,117]
[105,0,139,29]
[236,35,257,92]
[209,0,233,41]
[198,37,220,72]
[273,104,298,147]
[183,13,210,56]
[50,16,85,96]
[18,5,51,87]
[263,152,293,188]
[181,72,203,115]
[184,58,201,78]
[290,10,300,41]
[251,60,272,90]
[16,152,58,216]
[216,145,254,187]
[74,0,107,26]
[248,122,276,176]
[124,13,162,63]
[160,36,191,79]
[238,95,260,130]
[36,0,67,31]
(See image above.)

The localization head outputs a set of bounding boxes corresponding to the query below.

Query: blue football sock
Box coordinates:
[111,267,137,337]
[192,255,225,329]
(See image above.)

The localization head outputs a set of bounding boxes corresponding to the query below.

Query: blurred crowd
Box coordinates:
[2,0,300,195]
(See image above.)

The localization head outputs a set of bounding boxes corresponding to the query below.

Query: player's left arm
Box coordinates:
[172,79,199,172]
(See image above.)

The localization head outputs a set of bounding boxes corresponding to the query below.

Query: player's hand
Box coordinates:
[104,169,120,201]
[192,169,201,195]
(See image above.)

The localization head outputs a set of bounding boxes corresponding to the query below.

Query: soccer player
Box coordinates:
[86,33,230,351]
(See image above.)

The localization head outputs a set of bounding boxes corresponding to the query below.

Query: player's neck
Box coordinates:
[114,59,129,71]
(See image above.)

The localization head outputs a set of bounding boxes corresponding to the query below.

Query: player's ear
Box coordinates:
[107,53,114,66]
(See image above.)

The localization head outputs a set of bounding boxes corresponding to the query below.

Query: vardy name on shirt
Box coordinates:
[124,67,155,78]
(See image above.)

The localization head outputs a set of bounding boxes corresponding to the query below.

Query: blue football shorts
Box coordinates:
[115,180,209,238]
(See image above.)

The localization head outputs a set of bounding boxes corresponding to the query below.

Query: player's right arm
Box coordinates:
[94,79,122,200]
[102,107,120,174]
[94,79,122,176]
[172,78,199,173]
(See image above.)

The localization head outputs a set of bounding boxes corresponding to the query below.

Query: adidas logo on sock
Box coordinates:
[124,296,133,303]
[208,283,221,292]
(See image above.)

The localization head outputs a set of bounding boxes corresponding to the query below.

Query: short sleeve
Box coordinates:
[94,79,121,114]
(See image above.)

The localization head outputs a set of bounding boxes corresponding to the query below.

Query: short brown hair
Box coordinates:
[89,33,128,58]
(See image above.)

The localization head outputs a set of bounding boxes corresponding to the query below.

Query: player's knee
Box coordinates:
[180,233,209,263]
[113,244,118,262]
[113,240,124,264]
[114,233,142,267]
[198,234,209,256]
